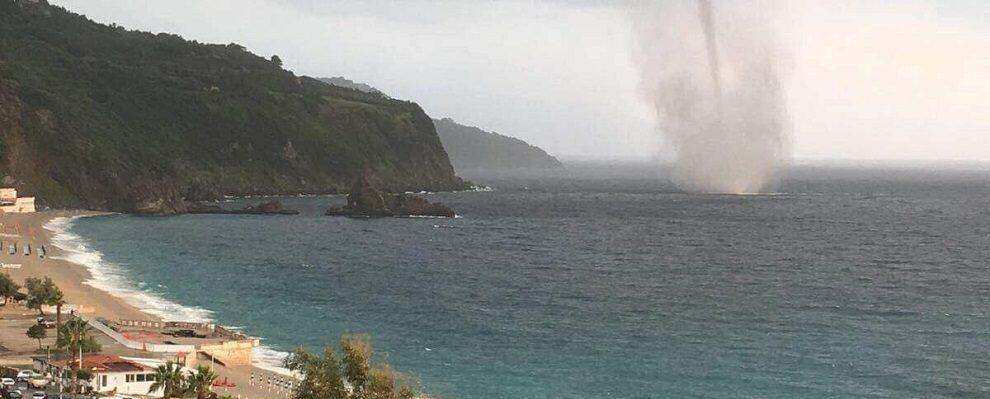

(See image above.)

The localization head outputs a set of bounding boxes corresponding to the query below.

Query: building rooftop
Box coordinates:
[37,353,153,373]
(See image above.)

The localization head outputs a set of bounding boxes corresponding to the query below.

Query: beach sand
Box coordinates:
[0,211,156,363]
[1,211,155,322]
[0,211,283,399]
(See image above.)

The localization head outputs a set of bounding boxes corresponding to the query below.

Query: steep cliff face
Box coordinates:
[433,118,563,171]
[0,0,466,213]
[317,77,563,173]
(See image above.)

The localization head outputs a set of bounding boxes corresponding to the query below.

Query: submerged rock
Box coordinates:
[326,177,455,218]
[187,200,299,215]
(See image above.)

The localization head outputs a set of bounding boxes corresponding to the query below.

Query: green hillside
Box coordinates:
[0,0,466,213]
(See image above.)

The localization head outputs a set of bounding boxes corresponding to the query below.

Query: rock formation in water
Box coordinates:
[326,177,455,218]
[187,200,299,215]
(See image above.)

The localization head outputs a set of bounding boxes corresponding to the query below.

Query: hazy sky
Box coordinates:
[51,0,988,162]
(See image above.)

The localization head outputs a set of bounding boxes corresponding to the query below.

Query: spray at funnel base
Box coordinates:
[633,0,789,194]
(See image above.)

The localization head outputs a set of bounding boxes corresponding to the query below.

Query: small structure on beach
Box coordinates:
[114,319,260,366]
[0,188,35,213]
[33,353,165,397]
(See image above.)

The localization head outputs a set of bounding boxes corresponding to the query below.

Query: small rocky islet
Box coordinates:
[325,176,456,218]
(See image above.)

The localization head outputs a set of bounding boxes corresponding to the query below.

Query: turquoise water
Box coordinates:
[60,165,990,398]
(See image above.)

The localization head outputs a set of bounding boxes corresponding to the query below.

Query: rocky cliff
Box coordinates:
[0,0,467,214]
[326,176,455,218]
[317,77,563,172]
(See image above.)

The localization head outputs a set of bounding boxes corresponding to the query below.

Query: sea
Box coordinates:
[48,162,990,399]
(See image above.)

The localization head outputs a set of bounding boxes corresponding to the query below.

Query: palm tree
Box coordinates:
[186,366,219,399]
[55,298,65,343]
[57,318,95,392]
[149,361,186,398]
[57,318,93,356]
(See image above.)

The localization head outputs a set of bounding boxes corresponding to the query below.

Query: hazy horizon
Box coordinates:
[50,0,989,163]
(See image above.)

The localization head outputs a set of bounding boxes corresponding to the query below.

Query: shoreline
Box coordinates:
[1,211,292,375]
[2,210,156,323]
[0,210,302,398]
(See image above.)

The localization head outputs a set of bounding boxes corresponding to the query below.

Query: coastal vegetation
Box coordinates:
[187,365,220,399]
[25,323,46,350]
[148,362,220,399]
[24,276,62,315]
[56,317,101,393]
[285,334,416,399]
[0,0,466,214]
[56,318,101,356]
[0,272,19,304]
[149,361,186,398]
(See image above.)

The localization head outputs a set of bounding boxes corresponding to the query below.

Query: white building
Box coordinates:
[33,354,164,397]
[0,188,34,213]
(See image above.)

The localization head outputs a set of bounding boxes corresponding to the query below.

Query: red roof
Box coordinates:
[50,354,151,373]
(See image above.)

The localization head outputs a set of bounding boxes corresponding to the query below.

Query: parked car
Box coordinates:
[36,317,56,329]
[14,371,33,382]
[0,378,13,387]
[5,390,23,399]
[27,377,48,390]
[29,392,43,399]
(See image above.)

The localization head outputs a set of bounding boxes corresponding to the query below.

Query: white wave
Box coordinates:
[45,216,297,376]
[405,215,455,219]
[253,345,296,377]
[45,216,213,323]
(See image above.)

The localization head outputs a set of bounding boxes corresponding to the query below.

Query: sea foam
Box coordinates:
[45,216,293,375]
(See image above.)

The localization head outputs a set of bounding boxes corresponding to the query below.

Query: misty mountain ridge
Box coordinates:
[319,77,563,171]
[432,118,563,171]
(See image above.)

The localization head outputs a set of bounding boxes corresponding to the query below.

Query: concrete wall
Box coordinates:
[199,339,259,366]
[82,315,196,354]
[0,188,16,201]
[0,195,35,213]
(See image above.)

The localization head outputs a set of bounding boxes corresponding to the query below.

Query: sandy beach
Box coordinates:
[0,211,156,322]
[0,211,285,399]
[0,211,157,364]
